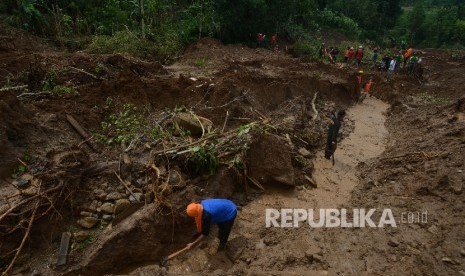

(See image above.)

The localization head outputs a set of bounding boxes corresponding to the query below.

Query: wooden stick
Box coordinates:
[114,172,140,202]
[2,199,39,275]
[65,115,97,152]
[151,133,217,155]
[247,176,265,191]
[0,85,28,92]
[68,66,101,80]
[221,111,229,134]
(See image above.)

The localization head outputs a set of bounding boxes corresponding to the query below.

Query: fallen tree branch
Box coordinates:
[2,197,40,276]
[0,85,28,92]
[66,115,98,152]
[114,172,140,203]
[151,133,217,155]
[247,176,265,191]
[68,66,102,80]
[0,182,63,223]
[221,111,229,134]
[17,92,50,98]
[311,92,319,122]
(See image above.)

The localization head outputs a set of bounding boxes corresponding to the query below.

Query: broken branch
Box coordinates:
[311,92,319,122]
[114,172,140,203]
[0,85,28,92]
[68,66,102,80]
[2,198,40,275]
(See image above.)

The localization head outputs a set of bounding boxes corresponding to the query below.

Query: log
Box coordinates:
[56,232,72,266]
[65,115,97,152]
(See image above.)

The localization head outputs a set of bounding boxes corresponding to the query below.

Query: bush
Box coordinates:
[318,9,361,39]
[87,30,156,59]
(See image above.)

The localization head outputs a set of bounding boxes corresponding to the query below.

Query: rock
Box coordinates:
[80,211,93,217]
[459,271,465,276]
[305,246,322,257]
[102,215,113,222]
[106,192,123,201]
[135,178,145,188]
[100,202,115,214]
[442,257,455,264]
[117,186,126,194]
[173,112,213,137]
[94,189,107,201]
[458,169,463,173]
[312,254,323,263]
[427,225,439,234]
[248,134,295,186]
[451,179,463,195]
[205,167,239,198]
[298,147,311,158]
[114,199,130,215]
[89,200,99,212]
[246,258,252,264]
[168,169,186,189]
[460,249,465,257]
[132,188,143,193]
[388,238,400,247]
[31,269,41,276]
[129,193,144,203]
[73,231,89,242]
[77,217,99,229]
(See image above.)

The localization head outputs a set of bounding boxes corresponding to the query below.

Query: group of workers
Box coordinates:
[319,43,422,78]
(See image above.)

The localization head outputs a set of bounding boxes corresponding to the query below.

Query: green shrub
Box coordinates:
[188,144,219,175]
[87,31,156,58]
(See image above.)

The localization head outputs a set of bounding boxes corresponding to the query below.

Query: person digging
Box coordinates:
[186,199,237,252]
[324,110,346,162]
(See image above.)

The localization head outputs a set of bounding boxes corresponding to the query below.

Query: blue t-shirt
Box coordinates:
[201,199,237,224]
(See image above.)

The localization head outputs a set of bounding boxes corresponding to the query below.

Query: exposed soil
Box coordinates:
[1,22,464,276]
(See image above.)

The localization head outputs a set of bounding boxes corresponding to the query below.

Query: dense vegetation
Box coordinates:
[0,0,463,61]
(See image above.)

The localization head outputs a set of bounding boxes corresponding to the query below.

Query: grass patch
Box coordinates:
[417,92,450,105]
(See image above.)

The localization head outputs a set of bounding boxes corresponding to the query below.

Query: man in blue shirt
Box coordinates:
[186,199,237,251]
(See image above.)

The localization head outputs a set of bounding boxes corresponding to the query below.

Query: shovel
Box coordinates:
[160,245,191,266]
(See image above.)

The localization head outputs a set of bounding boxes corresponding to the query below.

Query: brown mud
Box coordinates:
[0,23,464,276]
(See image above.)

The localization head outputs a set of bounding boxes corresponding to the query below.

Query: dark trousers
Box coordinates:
[217,216,236,244]
[325,141,336,159]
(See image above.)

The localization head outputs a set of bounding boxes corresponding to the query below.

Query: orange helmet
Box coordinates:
[186,203,202,218]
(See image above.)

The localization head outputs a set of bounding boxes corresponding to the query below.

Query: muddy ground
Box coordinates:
[0,23,464,276]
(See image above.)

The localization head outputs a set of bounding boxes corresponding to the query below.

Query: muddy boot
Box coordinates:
[217,243,227,252]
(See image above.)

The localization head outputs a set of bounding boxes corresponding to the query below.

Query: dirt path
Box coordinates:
[228,97,390,274]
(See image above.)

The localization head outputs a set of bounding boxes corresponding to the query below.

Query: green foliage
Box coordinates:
[95,63,108,74]
[41,70,58,91]
[237,123,255,137]
[98,97,174,146]
[51,85,79,97]
[293,40,319,57]
[188,144,219,175]
[391,1,465,47]
[417,92,450,105]
[100,101,142,145]
[87,31,157,58]
[317,8,361,38]
[194,58,207,69]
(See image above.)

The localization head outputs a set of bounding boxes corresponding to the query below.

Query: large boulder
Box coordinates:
[173,112,213,137]
[247,134,295,186]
